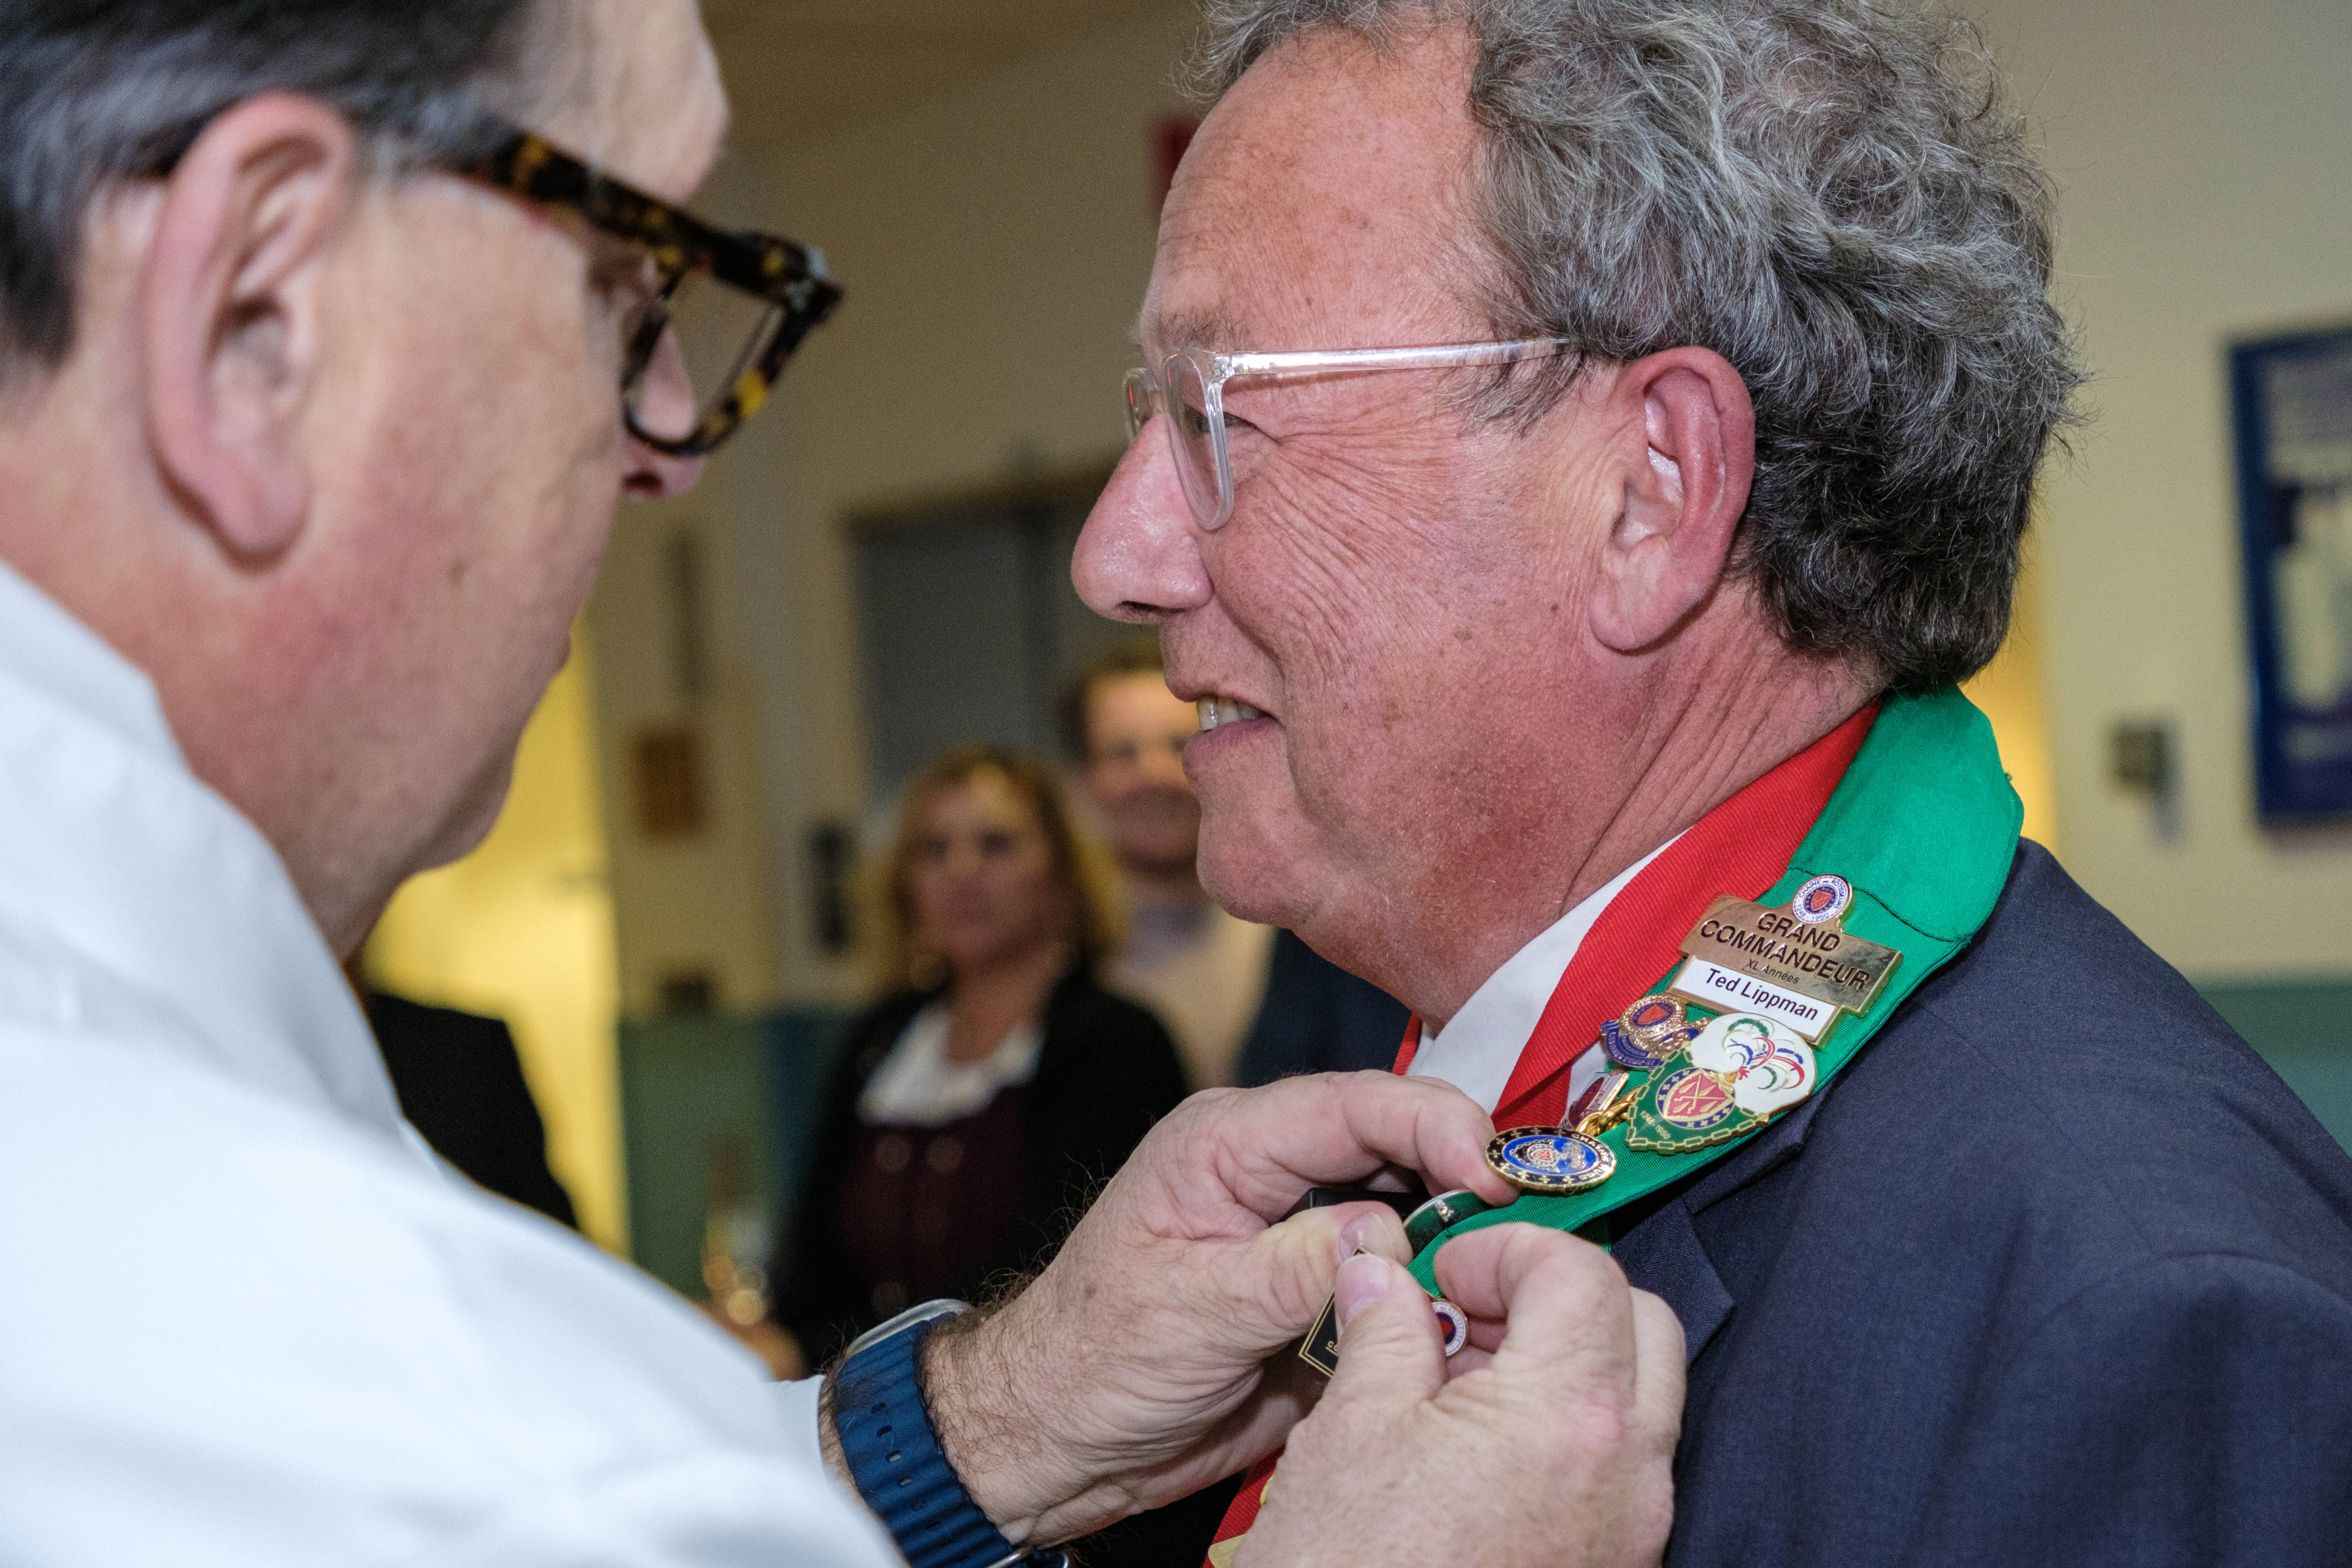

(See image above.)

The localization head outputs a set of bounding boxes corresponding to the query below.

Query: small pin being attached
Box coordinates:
[1300,1254,1471,1378]
[1432,1298,1469,1357]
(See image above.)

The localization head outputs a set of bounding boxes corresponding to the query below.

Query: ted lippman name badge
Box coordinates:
[1666,874,1900,1043]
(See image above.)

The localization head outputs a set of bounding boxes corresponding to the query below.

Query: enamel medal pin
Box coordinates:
[1601,994,1699,1071]
[1625,874,1900,1152]
[1626,1011,1818,1152]
[1484,1070,1639,1194]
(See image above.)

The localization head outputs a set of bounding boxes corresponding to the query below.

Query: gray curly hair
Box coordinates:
[1193,0,2083,691]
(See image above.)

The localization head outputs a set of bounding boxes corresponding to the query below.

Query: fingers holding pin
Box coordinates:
[1432,1298,1469,1357]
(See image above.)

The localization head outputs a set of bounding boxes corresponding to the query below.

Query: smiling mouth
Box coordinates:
[1197,697,1268,731]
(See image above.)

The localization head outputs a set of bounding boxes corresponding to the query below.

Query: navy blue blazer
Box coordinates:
[1615,842,2352,1564]
[1238,927,1414,1085]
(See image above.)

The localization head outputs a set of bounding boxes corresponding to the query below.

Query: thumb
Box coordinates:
[1228,1202,1414,1350]
[1324,1253,1447,1408]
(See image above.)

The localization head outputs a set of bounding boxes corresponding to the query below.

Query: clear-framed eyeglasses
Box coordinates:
[1123,339,1572,529]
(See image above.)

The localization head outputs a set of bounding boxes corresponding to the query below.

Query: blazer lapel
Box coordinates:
[1614,1201,1735,1363]
[1613,1087,1834,1363]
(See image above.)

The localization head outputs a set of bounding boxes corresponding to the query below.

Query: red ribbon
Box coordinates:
[1391,704,1875,1126]
[1204,704,1874,1566]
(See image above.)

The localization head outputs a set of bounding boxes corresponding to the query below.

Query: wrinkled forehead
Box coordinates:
[1139,24,1489,359]
[533,0,728,203]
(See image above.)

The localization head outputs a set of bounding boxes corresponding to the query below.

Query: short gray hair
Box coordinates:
[0,0,559,383]
[1194,0,2083,691]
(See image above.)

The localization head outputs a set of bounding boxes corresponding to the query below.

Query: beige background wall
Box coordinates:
[1971,0,2352,978]
[727,4,1198,1001]
[584,498,782,1018]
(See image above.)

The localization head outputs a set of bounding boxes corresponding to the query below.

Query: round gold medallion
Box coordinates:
[1620,994,1691,1051]
[1484,1126,1617,1194]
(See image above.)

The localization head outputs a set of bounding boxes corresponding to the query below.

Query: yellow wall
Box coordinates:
[583,501,782,1019]
[363,637,626,1250]
[1962,543,2060,854]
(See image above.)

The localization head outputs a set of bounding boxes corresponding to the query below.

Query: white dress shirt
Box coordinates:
[1406,839,1677,1113]
[0,563,895,1568]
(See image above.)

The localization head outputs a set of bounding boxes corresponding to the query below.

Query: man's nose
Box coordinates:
[1073,419,1212,624]
[623,329,707,500]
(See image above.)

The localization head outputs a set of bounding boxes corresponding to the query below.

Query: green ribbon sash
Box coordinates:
[1408,686,2023,1295]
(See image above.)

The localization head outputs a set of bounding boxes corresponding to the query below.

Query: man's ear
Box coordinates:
[1586,346,1756,654]
[139,93,357,559]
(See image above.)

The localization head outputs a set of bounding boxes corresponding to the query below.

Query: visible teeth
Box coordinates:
[1197,697,1266,731]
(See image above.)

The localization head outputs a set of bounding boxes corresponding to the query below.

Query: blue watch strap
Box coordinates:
[834,1308,1042,1568]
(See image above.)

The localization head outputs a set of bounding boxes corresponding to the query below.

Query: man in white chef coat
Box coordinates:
[0,1,1682,1564]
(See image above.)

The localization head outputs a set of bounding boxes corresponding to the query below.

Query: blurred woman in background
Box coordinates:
[768,743,1186,1369]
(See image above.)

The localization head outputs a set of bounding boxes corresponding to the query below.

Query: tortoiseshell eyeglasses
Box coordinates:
[464,124,843,458]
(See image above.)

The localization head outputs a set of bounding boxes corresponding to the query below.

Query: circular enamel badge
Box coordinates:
[1620,994,1690,1050]
[1653,1066,1737,1131]
[1432,1298,1470,1356]
[1486,1127,1618,1193]
[1601,1018,1680,1071]
[1791,873,1853,925]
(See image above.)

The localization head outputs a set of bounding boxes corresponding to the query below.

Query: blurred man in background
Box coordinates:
[1066,640,1273,1087]
[1067,639,1408,1089]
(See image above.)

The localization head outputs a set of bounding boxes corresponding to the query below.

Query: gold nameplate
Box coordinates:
[1674,878,1900,1018]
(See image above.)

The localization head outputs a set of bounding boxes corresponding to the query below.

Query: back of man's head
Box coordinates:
[0,0,552,383]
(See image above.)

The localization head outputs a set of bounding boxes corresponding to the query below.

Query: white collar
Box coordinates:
[1406,835,1679,1114]
[857,1002,1046,1127]
[0,561,405,1138]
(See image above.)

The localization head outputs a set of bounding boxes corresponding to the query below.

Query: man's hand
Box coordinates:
[1235,1224,1685,1568]
[920,1071,1515,1544]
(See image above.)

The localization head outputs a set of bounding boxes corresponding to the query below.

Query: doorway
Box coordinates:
[852,467,1137,803]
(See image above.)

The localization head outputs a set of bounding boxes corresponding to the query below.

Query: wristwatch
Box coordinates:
[832,1299,1067,1568]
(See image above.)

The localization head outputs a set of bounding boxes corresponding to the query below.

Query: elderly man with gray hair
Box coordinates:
[1079,0,2352,1562]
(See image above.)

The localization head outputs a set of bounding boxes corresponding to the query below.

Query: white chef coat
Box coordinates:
[0,562,896,1568]
[1406,838,1677,1113]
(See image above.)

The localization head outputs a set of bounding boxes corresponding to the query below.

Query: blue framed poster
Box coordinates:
[2232,322,2352,822]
